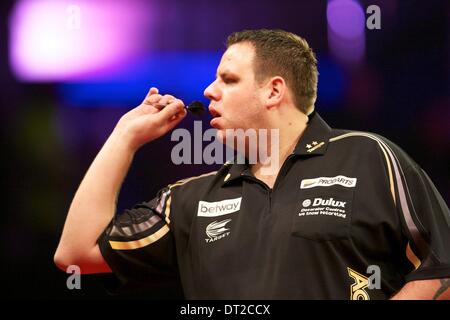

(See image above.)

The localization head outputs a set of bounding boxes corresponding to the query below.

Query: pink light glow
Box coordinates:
[9,0,153,81]
[327,0,366,64]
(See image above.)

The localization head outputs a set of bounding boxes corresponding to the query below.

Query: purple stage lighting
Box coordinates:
[327,0,365,64]
[9,0,153,81]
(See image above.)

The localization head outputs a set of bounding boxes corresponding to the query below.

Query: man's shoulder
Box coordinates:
[167,164,232,192]
[330,128,398,149]
[328,128,417,168]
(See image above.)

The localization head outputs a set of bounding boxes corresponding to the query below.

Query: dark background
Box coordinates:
[1,0,448,299]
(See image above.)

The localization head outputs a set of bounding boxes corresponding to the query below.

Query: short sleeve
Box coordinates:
[97,186,183,296]
[400,164,450,282]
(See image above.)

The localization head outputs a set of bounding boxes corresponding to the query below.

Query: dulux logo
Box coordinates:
[303,197,346,208]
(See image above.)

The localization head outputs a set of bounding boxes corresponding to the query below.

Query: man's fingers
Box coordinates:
[144,87,159,100]
[143,92,177,108]
[149,87,159,95]
[155,99,186,122]
[141,90,185,120]
[161,106,187,132]
[157,94,176,107]
[170,108,187,121]
[140,99,186,137]
[143,87,161,105]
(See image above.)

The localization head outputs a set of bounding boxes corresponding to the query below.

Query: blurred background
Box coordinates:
[1,0,448,299]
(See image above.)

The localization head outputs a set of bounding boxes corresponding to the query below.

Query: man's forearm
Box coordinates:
[391,278,450,300]
[55,128,135,263]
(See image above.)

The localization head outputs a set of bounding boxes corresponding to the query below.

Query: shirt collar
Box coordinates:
[221,159,251,186]
[221,111,332,186]
[293,111,332,156]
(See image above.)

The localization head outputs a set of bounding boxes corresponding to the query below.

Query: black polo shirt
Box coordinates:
[98,112,450,299]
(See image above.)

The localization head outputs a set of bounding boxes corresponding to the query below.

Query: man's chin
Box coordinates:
[216,129,250,153]
[215,129,227,145]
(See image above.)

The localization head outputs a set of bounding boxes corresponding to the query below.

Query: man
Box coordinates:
[54,29,450,299]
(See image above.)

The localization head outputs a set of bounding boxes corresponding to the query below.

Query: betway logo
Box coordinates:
[301,176,357,189]
[197,197,242,217]
[303,197,346,208]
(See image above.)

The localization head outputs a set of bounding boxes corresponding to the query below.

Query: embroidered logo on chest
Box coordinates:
[301,176,357,189]
[197,197,242,217]
[205,219,232,243]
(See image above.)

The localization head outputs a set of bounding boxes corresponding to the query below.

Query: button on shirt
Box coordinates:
[98,112,450,299]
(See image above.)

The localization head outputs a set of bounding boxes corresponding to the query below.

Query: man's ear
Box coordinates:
[264,76,286,109]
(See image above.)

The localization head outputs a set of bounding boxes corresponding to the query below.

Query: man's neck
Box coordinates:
[250,113,308,188]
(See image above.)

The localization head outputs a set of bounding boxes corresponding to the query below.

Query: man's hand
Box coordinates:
[115,87,187,151]
[54,87,187,273]
[390,278,450,300]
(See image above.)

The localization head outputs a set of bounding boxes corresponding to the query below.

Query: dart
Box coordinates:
[155,100,206,116]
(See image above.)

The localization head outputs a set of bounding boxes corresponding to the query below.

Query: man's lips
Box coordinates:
[209,106,220,117]
[210,117,222,129]
[209,106,222,129]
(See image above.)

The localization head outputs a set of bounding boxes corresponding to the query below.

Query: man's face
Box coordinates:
[204,42,266,143]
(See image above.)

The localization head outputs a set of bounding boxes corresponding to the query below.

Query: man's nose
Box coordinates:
[204,81,218,101]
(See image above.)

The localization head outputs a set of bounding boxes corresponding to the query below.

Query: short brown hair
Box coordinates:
[227,29,318,115]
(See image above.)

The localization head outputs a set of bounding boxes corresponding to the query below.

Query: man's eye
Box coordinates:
[223,78,237,84]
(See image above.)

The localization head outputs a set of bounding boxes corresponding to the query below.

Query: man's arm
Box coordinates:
[54,88,186,274]
[391,278,450,300]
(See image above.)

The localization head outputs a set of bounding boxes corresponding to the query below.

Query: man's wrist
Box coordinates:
[108,126,140,155]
